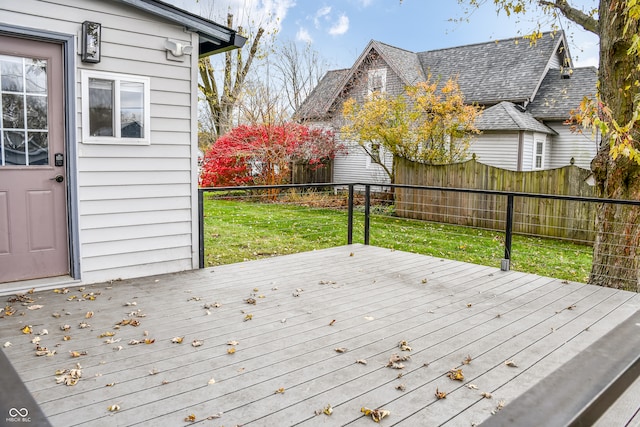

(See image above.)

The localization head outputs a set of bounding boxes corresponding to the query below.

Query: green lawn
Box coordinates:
[202,196,592,283]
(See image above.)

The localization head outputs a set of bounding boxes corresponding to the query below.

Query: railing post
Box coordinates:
[364,184,370,245]
[502,194,514,271]
[347,184,354,244]
[198,189,205,269]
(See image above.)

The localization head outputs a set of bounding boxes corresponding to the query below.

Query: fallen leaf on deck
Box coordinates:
[396,384,406,391]
[187,296,202,302]
[53,288,69,294]
[107,404,120,412]
[149,368,159,375]
[184,414,196,422]
[206,412,223,420]
[60,324,70,331]
[208,378,216,385]
[192,339,204,347]
[435,388,447,399]
[356,359,368,365]
[467,303,473,308]
[171,337,184,344]
[128,339,141,345]
[349,252,354,257]
[323,404,333,415]
[106,382,115,387]
[39,329,48,335]
[161,379,170,385]
[143,330,149,337]
[79,322,90,329]
[447,368,464,381]
[245,298,256,305]
[364,316,374,321]
[319,280,336,285]
[227,340,239,345]
[334,347,347,353]
[361,407,390,422]
[2,306,16,316]
[421,278,428,284]
[63,336,71,341]
[329,319,336,326]
[398,340,412,351]
[144,338,155,344]
[505,360,518,368]
[3,342,11,348]
[481,392,492,399]
[244,314,253,321]
[52,312,60,318]
[491,400,506,415]
[462,355,473,365]
[85,311,94,318]
[204,302,221,309]
[31,336,40,344]
[227,347,236,354]
[124,301,137,306]
[387,353,410,369]
[98,331,115,338]
[70,351,88,358]
[21,325,32,334]
[275,387,285,394]
[466,384,479,390]
[27,305,43,310]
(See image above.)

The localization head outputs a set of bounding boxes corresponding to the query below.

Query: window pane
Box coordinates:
[89,78,114,136]
[536,156,542,168]
[28,132,48,165]
[3,130,26,165]
[2,93,24,129]
[0,56,23,92]
[120,81,144,138]
[26,95,47,130]
[25,59,47,93]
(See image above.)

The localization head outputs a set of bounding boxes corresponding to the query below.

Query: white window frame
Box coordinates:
[533,137,545,170]
[367,68,387,95]
[81,70,151,145]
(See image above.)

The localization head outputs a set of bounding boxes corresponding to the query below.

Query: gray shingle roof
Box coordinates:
[417,33,564,104]
[527,67,597,120]
[295,69,350,120]
[373,41,425,86]
[476,101,557,134]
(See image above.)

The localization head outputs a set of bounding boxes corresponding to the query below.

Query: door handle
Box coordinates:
[50,175,64,183]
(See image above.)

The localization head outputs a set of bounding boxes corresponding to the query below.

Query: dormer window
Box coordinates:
[367,68,386,95]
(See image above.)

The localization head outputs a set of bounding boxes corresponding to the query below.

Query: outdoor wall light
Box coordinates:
[81,21,101,63]
[165,39,193,61]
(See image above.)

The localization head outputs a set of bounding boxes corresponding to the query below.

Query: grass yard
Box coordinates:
[202,195,593,283]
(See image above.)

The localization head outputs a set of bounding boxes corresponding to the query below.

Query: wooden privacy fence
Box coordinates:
[394,157,597,243]
[291,160,333,184]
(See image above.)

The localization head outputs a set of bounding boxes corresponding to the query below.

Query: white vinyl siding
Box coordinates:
[546,121,598,169]
[468,132,520,171]
[333,141,393,185]
[3,0,199,283]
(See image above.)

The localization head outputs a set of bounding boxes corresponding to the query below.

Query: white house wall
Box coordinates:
[546,121,597,169]
[468,132,520,171]
[3,0,199,283]
[333,141,393,185]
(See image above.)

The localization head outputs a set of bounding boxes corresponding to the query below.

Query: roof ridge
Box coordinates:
[418,30,562,55]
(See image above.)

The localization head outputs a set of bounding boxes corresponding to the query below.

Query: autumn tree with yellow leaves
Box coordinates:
[341,76,481,183]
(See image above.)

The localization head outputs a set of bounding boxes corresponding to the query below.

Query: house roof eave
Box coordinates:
[115,0,246,56]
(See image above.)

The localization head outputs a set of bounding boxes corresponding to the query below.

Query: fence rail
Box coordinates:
[198,182,640,290]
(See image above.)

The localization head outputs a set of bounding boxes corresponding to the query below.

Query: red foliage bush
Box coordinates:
[199,123,344,187]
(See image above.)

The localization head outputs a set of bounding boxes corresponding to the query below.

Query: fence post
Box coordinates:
[502,194,514,271]
[364,185,370,245]
[348,184,354,244]
[198,189,205,269]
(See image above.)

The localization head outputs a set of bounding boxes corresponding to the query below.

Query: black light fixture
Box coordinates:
[81,21,101,63]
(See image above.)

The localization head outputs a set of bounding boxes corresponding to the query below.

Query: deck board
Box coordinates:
[1,244,639,426]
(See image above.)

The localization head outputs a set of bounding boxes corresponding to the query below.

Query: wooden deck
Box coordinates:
[1,244,640,426]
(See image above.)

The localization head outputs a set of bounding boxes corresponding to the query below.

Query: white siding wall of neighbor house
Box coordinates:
[521,132,536,170]
[3,0,198,283]
[547,122,598,170]
[333,141,393,185]
[469,132,520,171]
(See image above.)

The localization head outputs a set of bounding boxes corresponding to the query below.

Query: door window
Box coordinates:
[0,55,49,165]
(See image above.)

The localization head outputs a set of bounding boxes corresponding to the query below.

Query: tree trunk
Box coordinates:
[589,0,640,291]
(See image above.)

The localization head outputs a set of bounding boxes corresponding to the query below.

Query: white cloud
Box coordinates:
[314,6,332,28]
[296,27,313,43]
[328,14,349,36]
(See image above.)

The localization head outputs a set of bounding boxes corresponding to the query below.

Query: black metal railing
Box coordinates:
[199,182,640,285]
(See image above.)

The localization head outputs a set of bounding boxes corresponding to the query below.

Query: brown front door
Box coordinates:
[0,35,69,283]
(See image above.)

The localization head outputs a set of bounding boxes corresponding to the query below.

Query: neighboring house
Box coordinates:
[0,0,245,292]
[296,31,598,185]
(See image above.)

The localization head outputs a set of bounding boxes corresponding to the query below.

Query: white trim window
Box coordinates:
[81,70,150,144]
[367,68,386,95]
[534,138,545,169]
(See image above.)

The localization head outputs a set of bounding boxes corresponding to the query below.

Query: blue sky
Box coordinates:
[168,0,600,69]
